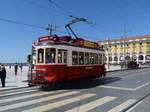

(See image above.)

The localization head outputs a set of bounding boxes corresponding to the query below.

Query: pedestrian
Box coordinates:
[9,64,11,69]
[0,64,6,87]
[14,63,18,76]
[19,63,23,72]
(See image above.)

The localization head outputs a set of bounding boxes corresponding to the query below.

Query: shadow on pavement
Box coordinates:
[40,77,121,91]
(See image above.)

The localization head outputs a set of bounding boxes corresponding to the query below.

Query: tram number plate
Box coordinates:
[85,67,93,69]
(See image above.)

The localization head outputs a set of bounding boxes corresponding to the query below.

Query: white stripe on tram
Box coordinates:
[0,91,79,111]
[0,89,37,97]
[107,99,137,112]
[0,90,66,103]
[22,93,95,112]
[66,96,117,112]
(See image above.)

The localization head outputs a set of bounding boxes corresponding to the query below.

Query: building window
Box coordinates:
[138,55,144,60]
[114,56,118,62]
[109,57,112,62]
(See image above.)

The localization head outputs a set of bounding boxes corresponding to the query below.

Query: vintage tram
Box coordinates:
[28,35,106,87]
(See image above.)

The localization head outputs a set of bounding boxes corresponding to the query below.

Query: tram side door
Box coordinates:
[56,49,68,81]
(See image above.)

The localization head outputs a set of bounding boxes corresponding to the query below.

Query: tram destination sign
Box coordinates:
[83,40,99,49]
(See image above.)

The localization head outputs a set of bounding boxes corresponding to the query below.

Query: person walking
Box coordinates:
[14,63,18,76]
[0,64,6,87]
[19,63,23,72]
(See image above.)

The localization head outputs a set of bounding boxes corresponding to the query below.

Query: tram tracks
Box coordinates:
[123,91,150,112]
[107,67,150,79]
[106,68,150,112]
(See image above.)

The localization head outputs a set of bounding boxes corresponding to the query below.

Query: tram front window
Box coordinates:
[38,49,44,63]
[45,48,56,63]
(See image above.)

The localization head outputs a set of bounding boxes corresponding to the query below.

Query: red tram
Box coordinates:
[28,35,106,87]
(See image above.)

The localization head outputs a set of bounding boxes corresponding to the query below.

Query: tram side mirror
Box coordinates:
[27,54,32,63]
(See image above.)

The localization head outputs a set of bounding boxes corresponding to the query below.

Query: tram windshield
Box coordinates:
[45,48,56,63]
[37,48,67,64]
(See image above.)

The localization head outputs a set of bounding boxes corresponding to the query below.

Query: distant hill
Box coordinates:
[2,63,28,66]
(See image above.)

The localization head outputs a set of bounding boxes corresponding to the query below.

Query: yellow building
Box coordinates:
[100,35,150,64]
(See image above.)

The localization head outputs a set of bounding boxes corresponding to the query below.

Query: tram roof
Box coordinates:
[33,35,104,51]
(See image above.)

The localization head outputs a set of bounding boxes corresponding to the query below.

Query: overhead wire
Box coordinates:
[0,17,44,29]
[0,17,100,39]
[20,0,69,17]
[82,0,143,36]
[17,0,99,39]
[19,0,119,38]
[48,0,75,17]
[16,0,148,39]
[48,0,123,37]
[48,0,106,40]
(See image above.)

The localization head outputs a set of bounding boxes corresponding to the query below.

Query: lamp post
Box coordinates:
[123,24,127,69]
[106,38,110,70]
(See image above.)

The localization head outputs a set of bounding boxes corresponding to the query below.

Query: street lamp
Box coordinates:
[106,38,111,69]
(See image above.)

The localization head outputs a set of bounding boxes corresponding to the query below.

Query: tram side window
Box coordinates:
[79,52,84,65]
[38,49,44,63]
[95,53,98,64]
[103,54,105,64]
[90,53,94,64]
[58,50,63,63]
[45,48,56,63]
[58,50,67,63]
[63,51,67,63]
[85,52,89,65]
[99,54,102,64]
[72,51,78,65]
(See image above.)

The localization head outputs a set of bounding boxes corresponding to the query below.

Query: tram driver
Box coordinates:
[45,48,56,63]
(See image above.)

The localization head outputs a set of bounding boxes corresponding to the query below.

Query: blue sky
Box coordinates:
[0,0,150,63]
